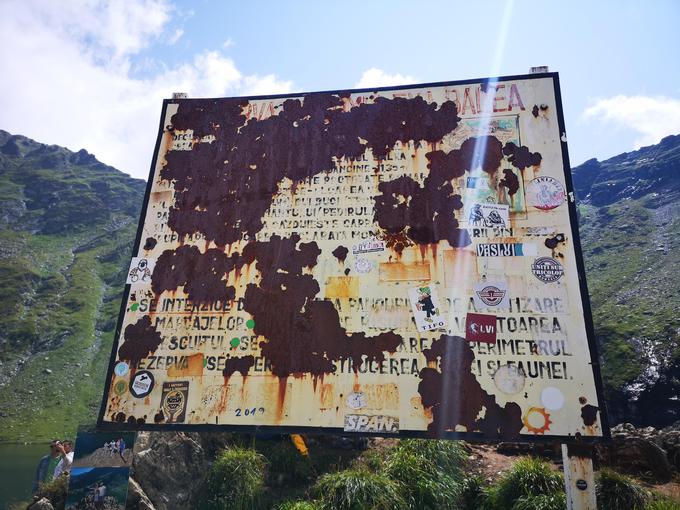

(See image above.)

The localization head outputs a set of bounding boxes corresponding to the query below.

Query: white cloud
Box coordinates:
[583,95,680,149]
[222,37,235,49]
[354,68,417,89]
[242,75,294,97]
[0,0,293,179]
[168,28,184,45]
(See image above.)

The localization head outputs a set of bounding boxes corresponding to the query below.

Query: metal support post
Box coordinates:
[562,443,597,510]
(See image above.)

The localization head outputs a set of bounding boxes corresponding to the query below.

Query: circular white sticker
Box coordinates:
[493,364,526,395]
[355,258,372,274]
[114,361,129,377]
[526,176,565,210]
[541,386,565,410]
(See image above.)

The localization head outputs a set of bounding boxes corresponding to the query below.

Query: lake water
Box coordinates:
[0,443,50,509]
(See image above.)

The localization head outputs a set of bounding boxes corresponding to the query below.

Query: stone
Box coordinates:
[597,424,673,482]
[126,477,156,510]
[131,432,207,510]
[27,498,54,510]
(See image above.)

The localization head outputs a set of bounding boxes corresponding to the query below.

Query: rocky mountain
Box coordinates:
[0,130,145,441]
[572,135,680,427]
[0,129,677,442]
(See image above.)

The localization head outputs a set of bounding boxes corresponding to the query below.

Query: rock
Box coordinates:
[44,369,52,374]
[27,498,54,510]
[126,477,156,510]
[132,432,207,510]
[597,424,673,482]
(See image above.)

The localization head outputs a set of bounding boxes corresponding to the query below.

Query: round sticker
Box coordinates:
[346,392,367,410]
[531,257,564,283]
[526,176,565,210]
[477,285,506,306]
[114,361,129,377]
[355,258,372,274]
[113,379,128,396]
[493,364,526,395]
[129,370,154,398]
[541,386,565,410]
[576,479,588,491]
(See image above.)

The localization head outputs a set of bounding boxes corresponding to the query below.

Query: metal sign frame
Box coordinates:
[97,72,610,443]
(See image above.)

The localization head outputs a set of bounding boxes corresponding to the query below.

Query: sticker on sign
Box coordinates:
[344,414,399,433]
[408,285,446,332]
[352,239,386,254]
[126,257,155,285]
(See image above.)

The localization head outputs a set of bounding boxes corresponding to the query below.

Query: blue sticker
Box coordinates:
[114,361,129,377]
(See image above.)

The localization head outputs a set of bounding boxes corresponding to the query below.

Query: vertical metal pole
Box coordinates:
[562,443,597,510]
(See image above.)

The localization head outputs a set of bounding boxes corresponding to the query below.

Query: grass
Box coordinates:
[596,468,650,510]
[384,439,466,509]
[578,198,680,401]
[483,457,564,510]
[202,446,268,510]
[313,467,408,510]
[0,220,137,442]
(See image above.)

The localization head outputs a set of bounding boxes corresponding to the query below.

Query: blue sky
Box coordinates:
[1,0,679,179]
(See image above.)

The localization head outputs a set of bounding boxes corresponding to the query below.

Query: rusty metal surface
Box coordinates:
[98,74,607,441]
[562,443,597,509]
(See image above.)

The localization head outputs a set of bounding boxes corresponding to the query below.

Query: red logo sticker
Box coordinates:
[466,313,497,343]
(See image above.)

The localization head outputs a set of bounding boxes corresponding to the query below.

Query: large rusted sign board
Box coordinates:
[98,73,609,442]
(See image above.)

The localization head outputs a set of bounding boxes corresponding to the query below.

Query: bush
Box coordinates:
[485,457,564,510]
[35,473,69,510]
[645,496,680,510]
[313,468,408,510]
[260,439,315,486]
[278,501,322,510]
[512,493,566,510]
[385,439,466,509]
[202,446,267,510]
[460,475,487,510]
[596,468,650,510]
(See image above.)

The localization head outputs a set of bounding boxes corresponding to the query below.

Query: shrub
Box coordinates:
[278,501,322,510]
[202,446,267,510]
[596,468,649,510]
[385,439,466,509]
[512,493,567,510]
[35,473,69,510]
[485,457,564,510]
[313,468,408,510]
[460,475,487,510]
[260,439,315,486]
[645,496,680,510]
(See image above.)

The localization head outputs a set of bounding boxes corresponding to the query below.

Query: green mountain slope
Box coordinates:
[0,130,146,442]
[573,135,680,426]
[0,130,677,442]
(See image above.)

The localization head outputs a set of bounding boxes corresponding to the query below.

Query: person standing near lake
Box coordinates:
[53,440,74,478]
[32,439,61,492]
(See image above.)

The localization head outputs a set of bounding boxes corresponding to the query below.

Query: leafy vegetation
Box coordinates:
[202,447,268,510]
[596,468,650,510]
[384,439,466,509]
[483,457,564,510]
[312,468,408,510]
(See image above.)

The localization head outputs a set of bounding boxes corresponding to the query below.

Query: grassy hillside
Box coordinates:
[574,136,680,426]
[0,130,145,442]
